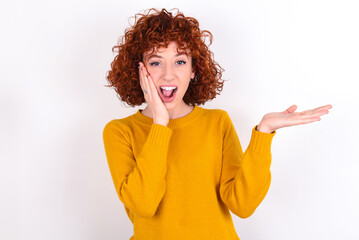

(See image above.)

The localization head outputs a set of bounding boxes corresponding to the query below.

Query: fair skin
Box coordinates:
[257,104,332,133]
[138,41,195,126]
[138,41,333,131]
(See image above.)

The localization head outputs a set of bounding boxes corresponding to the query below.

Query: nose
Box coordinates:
[163,63,176,82]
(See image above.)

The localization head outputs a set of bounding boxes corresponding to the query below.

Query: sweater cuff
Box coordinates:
[247,125,276,153]
[146,124,173,149]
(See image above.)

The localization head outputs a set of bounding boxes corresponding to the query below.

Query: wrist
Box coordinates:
[257,123,274,133]
[154,119,168,126]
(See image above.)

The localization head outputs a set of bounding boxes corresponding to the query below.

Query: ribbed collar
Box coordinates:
[133,105,202,129]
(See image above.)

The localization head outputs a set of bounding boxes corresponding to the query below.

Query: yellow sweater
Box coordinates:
[103,105,276,240]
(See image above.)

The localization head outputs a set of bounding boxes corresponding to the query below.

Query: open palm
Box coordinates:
[257,104,333,133]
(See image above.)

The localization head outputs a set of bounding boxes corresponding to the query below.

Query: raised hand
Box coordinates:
[257,104,333,133]
[138,62,169,126]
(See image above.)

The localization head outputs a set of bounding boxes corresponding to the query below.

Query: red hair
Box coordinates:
[105,8,225,107]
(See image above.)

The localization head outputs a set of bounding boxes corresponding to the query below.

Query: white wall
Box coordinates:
[1,0,358,239]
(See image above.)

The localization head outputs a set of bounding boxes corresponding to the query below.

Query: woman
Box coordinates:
[103,8,332,240]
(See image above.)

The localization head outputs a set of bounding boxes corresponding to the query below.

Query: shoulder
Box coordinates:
[197,107,235,136]
[197,108,233,130]
[196,107,233,131]
[103,114,134,139]
[198,107,230,121]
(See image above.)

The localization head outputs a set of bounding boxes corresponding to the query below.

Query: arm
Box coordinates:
[103,121,172,218]
[219,112,276,218]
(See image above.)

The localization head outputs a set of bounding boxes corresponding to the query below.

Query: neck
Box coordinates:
[141,102,194,120]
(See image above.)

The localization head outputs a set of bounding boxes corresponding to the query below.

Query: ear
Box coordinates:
[190,57,196,79]
[191,70,195,79]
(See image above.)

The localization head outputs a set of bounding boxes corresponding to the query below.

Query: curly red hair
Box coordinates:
[105,8,225,107]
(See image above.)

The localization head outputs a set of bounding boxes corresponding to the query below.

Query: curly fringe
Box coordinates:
[105,8,225,107]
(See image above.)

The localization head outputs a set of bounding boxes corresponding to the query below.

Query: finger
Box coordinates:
[308,105,328,113]
[141,64,151,95]
[303,104,332,115]
[142,67,159,100]
[297,117,321,124]
[287,117,321,127]
[304,107,330,117]
[318,104,332,109]
[283,105,297,114]
[140,63,152,101]
[147,75,161,102]
[311,109,329,117]
[140,63,150,94]
[138,62,145,92]
[293,109,329,120]
[299,116,321,124]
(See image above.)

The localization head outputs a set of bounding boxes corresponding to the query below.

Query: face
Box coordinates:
[143,41,195,111]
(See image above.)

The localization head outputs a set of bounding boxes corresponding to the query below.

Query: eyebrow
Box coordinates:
[146,53,189,61]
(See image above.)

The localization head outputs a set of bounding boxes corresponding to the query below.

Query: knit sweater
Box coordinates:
[102,105,276,240]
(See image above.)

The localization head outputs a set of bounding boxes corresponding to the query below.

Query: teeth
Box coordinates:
[160,86,177,90]
[160,86,176,90]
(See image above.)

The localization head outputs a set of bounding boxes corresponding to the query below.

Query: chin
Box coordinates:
[164,102,176,108]
[164,100,180,108]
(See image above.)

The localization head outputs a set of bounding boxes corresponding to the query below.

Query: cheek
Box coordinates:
[147,68,160,77]
[148,71,159,81]
[147,70,160,85]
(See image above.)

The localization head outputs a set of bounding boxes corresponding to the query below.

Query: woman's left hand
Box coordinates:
[257,104,333,133]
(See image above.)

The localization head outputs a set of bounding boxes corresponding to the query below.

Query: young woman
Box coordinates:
[103,8,332,240]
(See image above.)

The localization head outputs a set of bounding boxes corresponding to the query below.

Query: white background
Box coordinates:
[1,0,358,239]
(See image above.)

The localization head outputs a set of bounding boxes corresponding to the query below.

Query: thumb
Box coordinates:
[283,105,297,113]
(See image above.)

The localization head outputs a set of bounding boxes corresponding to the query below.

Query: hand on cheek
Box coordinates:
[138,62,169,126]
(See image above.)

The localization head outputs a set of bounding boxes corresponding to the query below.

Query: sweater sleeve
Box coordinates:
[219,111,276,218]
[103,121,173,218]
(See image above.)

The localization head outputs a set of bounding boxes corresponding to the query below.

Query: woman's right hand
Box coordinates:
[138,62,169,126]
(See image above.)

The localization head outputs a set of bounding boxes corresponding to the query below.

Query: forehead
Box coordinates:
[143,42,191,59]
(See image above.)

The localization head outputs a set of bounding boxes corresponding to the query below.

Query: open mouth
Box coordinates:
[160,87,177,99]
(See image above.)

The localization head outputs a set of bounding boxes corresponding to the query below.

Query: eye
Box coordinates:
[149,62,160,66]
[177,60,186,65]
